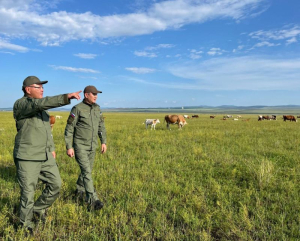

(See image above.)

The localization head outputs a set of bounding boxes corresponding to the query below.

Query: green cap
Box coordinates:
[23,76,48,88]
[84,85,102,94]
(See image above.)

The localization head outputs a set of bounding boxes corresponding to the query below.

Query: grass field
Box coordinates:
[0,112,299,240]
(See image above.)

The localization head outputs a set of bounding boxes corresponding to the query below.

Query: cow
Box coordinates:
[226,115,233,118]
[164,115,187,130]
[144,119,160,130]
[55,115,62,119]
[283,115,297,122]
[242,118,250,122]
[183,115,190,119]
[210,115,216,119]
[192,115,199,118]
[297,116,300,118]
[236,115,242,118]
[258,115,275,121]
[233,118,239,121]
[50,115,56,130]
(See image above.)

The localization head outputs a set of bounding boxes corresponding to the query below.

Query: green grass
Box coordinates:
[0,112,299,240]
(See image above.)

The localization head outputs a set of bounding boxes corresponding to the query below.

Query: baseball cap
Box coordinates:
[23,76,48,88]
[84,85,102,94]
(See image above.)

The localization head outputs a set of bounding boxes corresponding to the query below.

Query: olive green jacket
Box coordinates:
[13,94,70,160]
[64,100,107,151]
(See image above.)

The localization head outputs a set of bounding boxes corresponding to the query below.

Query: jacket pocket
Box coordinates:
[77,112,90,126]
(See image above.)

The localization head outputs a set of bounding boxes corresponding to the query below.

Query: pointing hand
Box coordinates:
[68,91,82,100]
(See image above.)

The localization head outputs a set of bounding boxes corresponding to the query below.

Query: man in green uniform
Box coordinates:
[13,76,82,233]
[64,85,107,211]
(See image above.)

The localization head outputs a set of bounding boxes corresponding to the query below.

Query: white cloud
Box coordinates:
[165,56,300,91]
[250,41,280,49]
[0,51,15,55]
[49,65,100,73]
[247,26,300,49]
[286,37,297,45]
[0,0,265,46]
[190,53,202,59]
[233,45,244,52]
[134,51,157,58]
[125,67,157,74]
[0,39,29,52]
[189,49,203,59]
[207,48,225,56]
[145,43,175,50]
[74,53,97,59]
[249,25,300,42]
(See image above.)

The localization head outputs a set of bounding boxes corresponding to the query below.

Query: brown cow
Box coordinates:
[283,115,297,122]
[50,115,56,130]
[164,115,187,130]
[192,115,199,118]
[210,115,215,119]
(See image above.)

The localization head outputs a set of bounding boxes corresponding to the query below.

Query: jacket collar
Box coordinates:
[83,99,96,107]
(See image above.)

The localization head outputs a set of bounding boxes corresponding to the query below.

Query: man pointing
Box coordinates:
[13,76,82,233]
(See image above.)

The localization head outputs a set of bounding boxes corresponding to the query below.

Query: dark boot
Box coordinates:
[88,200,104,211]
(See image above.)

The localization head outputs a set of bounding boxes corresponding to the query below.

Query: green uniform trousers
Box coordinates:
[14,153,62,228]
[75,150,99,204]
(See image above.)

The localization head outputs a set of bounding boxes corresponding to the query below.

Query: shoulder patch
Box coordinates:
[67,113,75,124]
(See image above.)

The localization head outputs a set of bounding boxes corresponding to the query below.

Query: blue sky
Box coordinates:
[1,0,300,108]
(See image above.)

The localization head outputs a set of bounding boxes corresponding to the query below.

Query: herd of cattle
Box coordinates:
[49,113,298,131]
[143,114,299,130]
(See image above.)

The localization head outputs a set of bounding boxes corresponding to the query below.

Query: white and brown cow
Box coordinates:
[144,119,160,130]
[164,115,187,130]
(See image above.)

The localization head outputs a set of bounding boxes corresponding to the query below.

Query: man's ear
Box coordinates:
[84,92,88,98]
[25,86,31,95]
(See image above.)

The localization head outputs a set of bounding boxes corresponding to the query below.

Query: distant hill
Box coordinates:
[100,105,300,114]
[1,105,300,114]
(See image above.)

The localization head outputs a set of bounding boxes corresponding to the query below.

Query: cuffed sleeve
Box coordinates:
[63,94,71,105]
